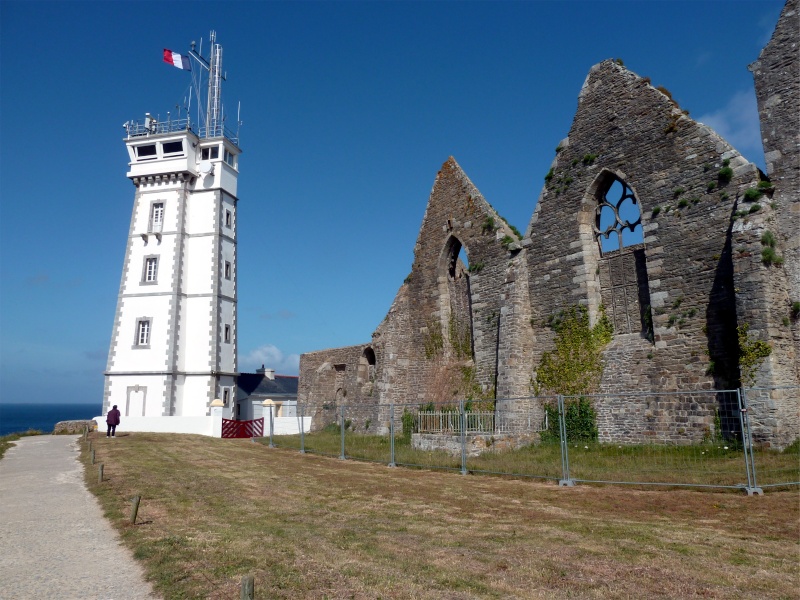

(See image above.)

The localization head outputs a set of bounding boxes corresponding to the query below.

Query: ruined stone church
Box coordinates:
[299,0,799,448]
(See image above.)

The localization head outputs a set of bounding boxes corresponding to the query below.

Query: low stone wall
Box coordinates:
[53,420,98,435]
[412,432,537,457]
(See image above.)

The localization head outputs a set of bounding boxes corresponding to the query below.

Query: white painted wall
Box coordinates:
[93,415,217,436]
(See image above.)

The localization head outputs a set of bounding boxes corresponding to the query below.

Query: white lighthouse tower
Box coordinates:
[104,32,241,420]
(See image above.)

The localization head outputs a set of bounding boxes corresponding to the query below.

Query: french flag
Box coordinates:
[163,49,191,71]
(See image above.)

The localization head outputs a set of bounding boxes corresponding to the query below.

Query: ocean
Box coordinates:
[0,403,102,436]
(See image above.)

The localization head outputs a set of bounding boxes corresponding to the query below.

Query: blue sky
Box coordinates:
[0,1,783,404]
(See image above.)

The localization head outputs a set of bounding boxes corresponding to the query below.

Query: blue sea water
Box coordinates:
[0,403,102,436]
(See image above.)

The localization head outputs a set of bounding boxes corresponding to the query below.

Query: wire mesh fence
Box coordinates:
[261,388,799,493]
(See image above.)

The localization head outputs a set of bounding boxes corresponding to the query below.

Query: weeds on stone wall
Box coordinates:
[760,230,784,266]
[737,323,772,386]
[540,397,599,443]
[448,313,472,360]
[423,321,444,359]
[533,305,613,397]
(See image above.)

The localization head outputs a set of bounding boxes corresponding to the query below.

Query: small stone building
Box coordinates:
[299,0,799,447]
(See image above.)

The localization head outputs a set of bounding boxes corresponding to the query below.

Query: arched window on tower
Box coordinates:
[593,176,653,339]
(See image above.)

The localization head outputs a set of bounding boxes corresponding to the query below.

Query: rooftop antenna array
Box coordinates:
[189,30,226,139]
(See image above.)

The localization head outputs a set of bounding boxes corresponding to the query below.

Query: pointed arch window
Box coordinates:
[593,175,652,339]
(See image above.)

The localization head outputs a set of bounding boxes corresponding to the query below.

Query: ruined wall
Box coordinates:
[746,0,800,444]
[298,1,799,446]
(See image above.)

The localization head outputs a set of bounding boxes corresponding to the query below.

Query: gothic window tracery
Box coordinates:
[592,175,653,339]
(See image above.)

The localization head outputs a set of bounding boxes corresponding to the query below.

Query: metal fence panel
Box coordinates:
[561,391,751,489]
[276,388,798,492]
[742,387,800,489]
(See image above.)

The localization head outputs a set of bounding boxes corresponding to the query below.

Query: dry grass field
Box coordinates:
[82,432,798,599]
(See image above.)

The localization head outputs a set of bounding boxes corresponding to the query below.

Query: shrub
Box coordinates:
[743,188,763,202]
[762,246,779,266]
[542,397,598,443]
[481,216,495,233]
[651,206,661,217]
[582,154,598,165]
[749,203,762,214]
[673,187,685,198]
[544,168,554,184]
[757,180,774,191]
[707,181,717,192]
[792,302,800,318]
[500,235,514,250]
[761,231,776,248]
[718,166,733,183]
[678,199,689,208]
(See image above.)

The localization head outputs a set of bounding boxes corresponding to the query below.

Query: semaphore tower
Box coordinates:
[104,32,241,419]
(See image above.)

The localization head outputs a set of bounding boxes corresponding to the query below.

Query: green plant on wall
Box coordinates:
[423,320,444,359]
[448,313,472,360]
[401,408,416,442]
[541,397,598,443]
[737,323,772,386]
[534,305,613,397]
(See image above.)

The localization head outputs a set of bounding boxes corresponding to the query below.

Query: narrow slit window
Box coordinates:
[224,324,231,343]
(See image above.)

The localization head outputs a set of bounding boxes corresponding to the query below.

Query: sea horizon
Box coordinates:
[0,402,102,436]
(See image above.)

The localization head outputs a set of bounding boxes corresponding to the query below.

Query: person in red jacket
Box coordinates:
[106,405,121,438]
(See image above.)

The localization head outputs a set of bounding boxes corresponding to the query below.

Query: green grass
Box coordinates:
[264,431,799,489]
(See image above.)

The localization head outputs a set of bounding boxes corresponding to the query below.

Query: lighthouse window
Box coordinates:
[201,147,219,160]
[149,202,164,233]
[143,257,158,284]
[225,210,232,228]
[136,144,157,160]
[224,261,231,280]
[134,319,151,347]
[224,324,231,343]
[224,149,236,168]
[162,141,184,155]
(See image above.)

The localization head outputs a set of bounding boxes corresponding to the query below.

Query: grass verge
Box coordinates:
[82,432,798,599]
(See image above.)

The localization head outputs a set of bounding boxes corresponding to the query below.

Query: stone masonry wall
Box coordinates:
[298,2,799,447]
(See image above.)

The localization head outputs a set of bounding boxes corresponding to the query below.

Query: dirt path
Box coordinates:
[0,435,158,599]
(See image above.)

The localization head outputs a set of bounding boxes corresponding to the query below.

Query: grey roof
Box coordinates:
[237,373,298,401]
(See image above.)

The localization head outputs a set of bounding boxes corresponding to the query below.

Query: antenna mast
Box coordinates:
[206,31,223,137]
[189,30,226,139]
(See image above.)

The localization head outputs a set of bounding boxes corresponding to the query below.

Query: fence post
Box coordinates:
[460,400,468,476]
[339,405,346,460]
[130,495,141,524]
[97,463,104,484]
[738,388,763,495]
[240,575,254,600]
[389,402,396,467]
[299,404,306,454]
[269,405,275,448]
[91,449,96,465]
[558,395,574,487]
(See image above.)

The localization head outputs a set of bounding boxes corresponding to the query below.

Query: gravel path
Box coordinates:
[0,435,158,599]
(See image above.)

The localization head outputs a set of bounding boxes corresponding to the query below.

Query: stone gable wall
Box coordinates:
[298,2,799,447]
